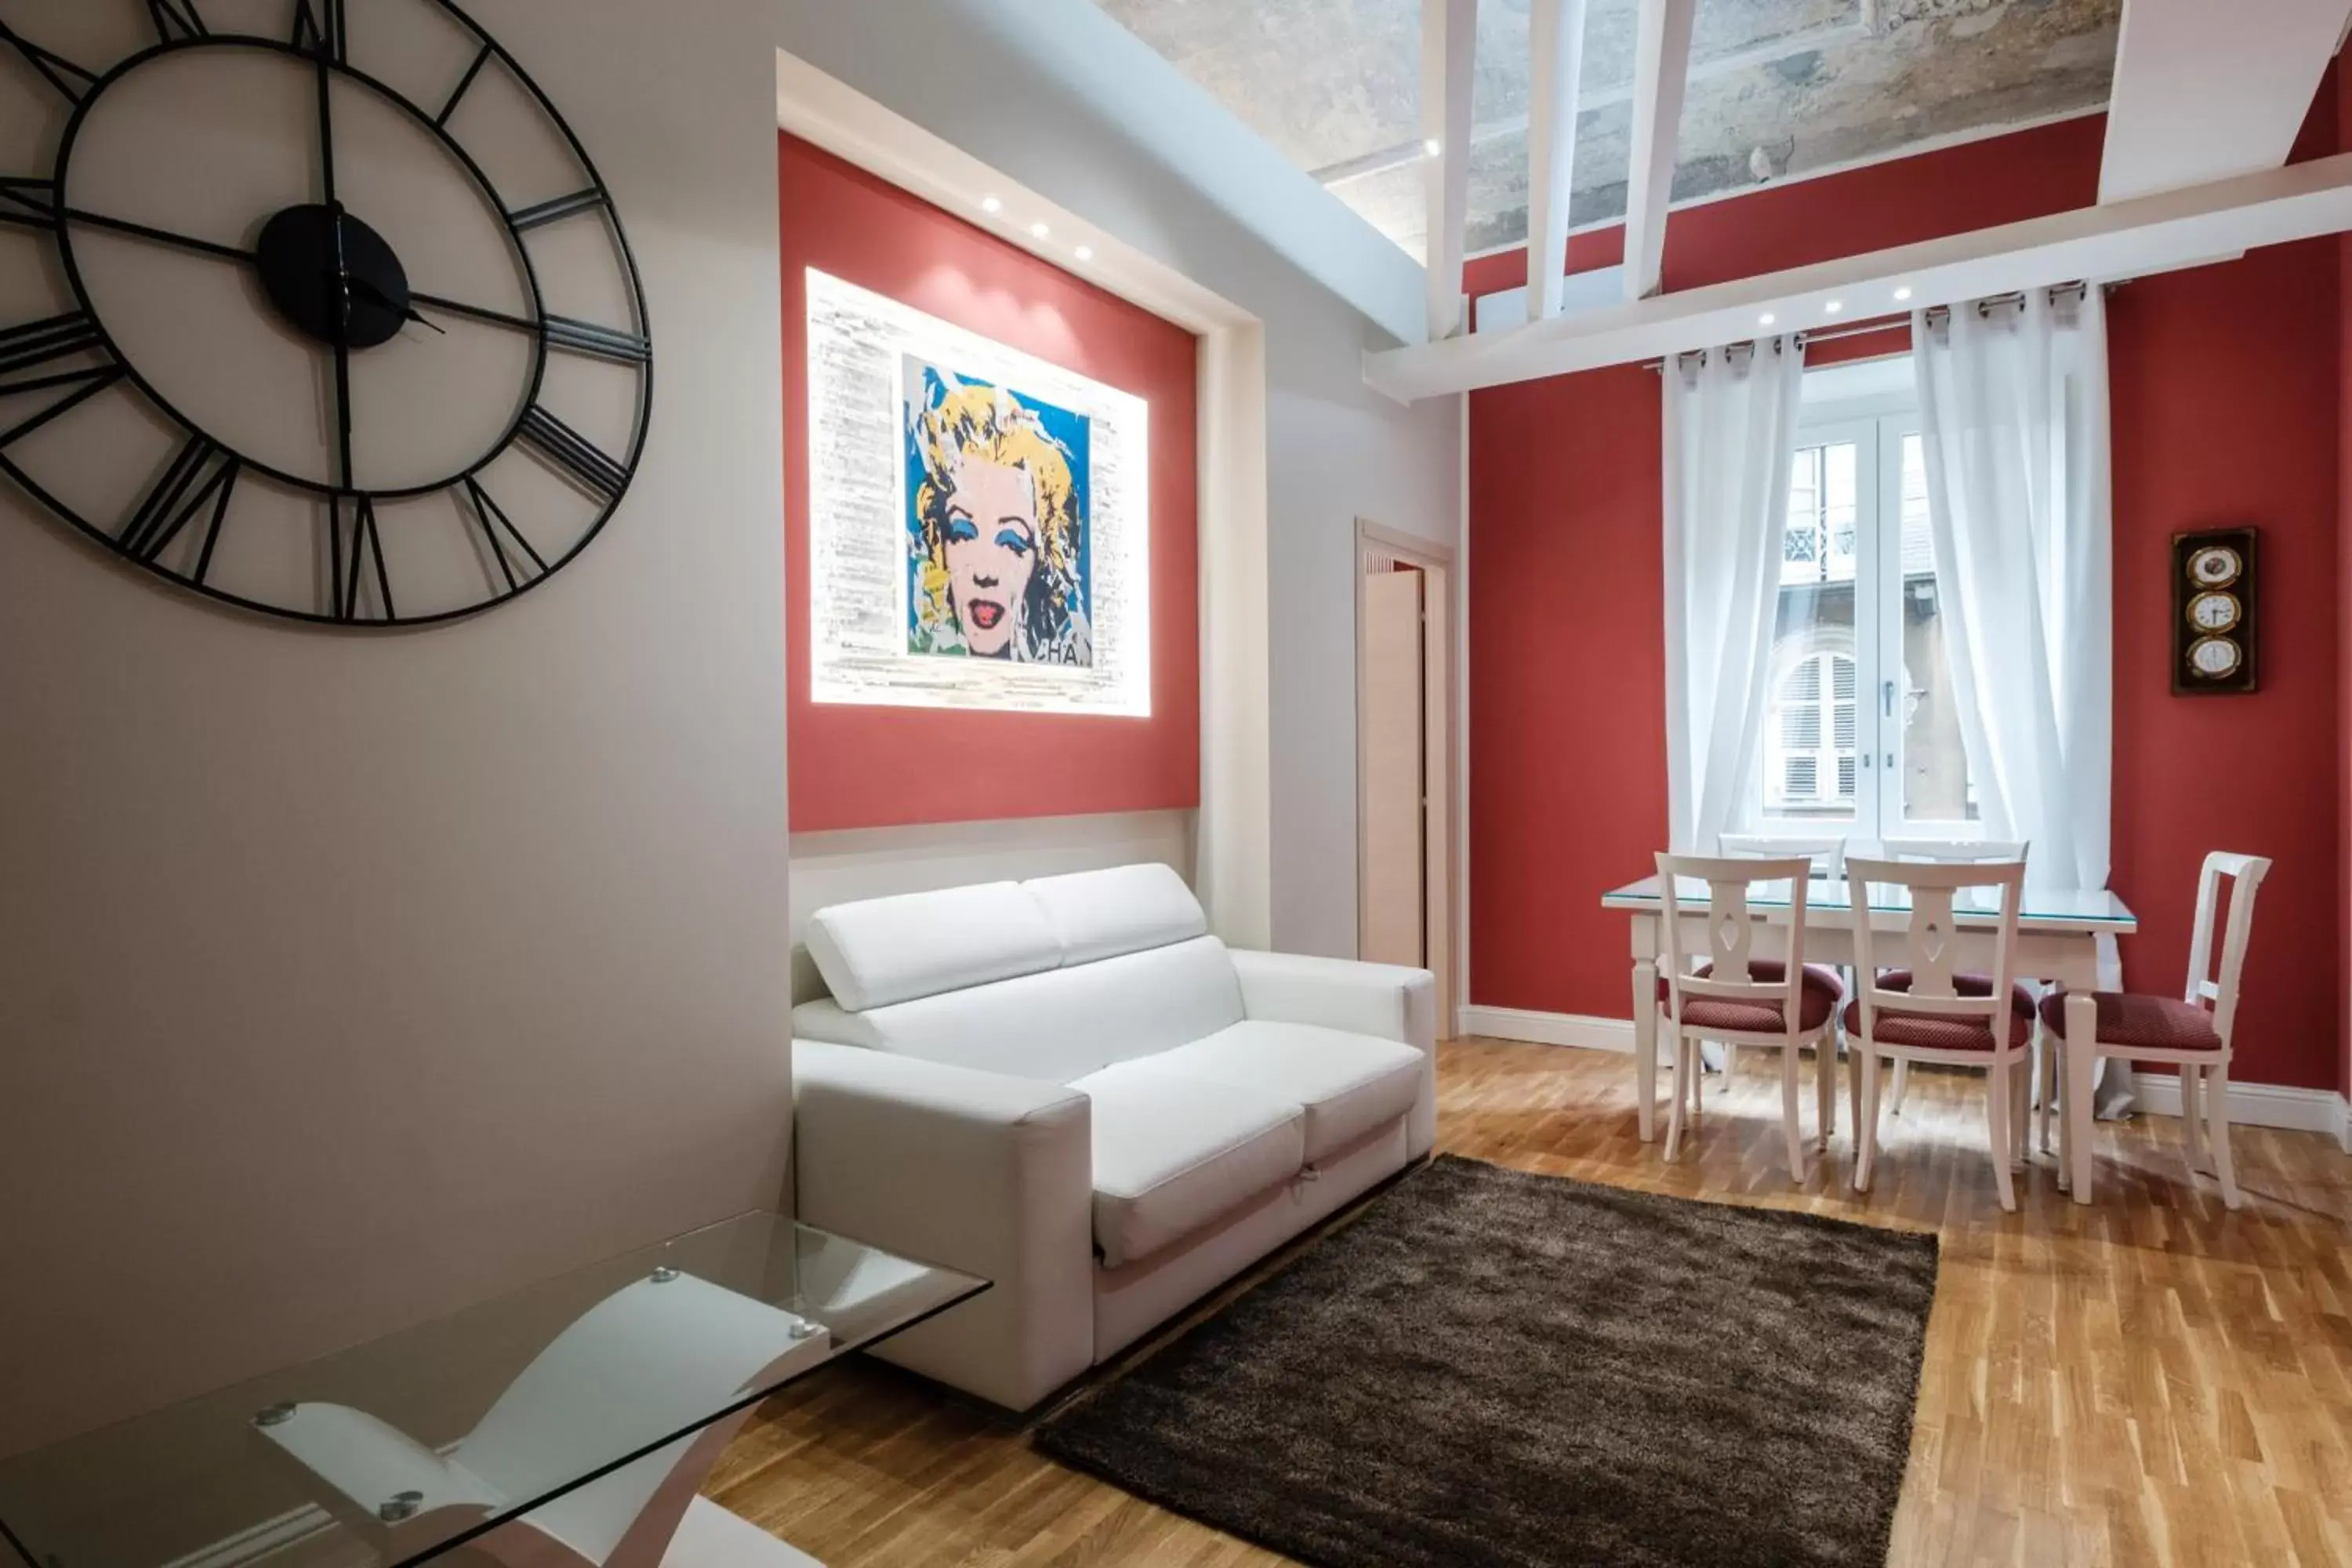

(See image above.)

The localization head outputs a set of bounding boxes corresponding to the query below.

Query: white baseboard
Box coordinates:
[1457,1004,1633,1053]
[1458,1005,2352,1143]
[2132,1073,2352,1139]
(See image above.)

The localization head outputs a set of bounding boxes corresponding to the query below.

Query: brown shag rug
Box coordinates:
[1036,1155,1937,1568]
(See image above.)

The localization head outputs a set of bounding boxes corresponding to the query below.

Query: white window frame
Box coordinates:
[1748,377,1981,845]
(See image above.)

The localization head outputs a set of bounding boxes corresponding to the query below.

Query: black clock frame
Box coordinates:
[0,0,654,628]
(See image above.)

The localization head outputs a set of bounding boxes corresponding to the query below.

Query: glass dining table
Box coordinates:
[0,1215,985,1568]
[1603,873,2136,1202]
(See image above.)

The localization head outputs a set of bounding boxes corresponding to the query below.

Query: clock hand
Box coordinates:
[337,271,448,335]
[60,208,254,265]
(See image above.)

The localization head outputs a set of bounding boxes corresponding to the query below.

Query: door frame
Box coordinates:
[1355,519,1458,1038]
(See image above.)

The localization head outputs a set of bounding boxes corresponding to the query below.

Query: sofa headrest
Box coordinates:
[805,881,1062,1011]
[805,864,1210,1011]
[1024,863,1207,967]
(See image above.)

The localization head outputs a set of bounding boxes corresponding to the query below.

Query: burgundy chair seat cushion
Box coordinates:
[1875,969,2036,1018]
[1843,998,2031,1051]
[2036,990,2223,1052]
[1657,960,1842,1034]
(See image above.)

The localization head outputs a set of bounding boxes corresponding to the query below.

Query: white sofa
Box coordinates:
[789,863,1436,1411]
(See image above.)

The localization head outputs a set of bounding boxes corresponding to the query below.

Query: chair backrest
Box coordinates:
[1719,833,1846,880]
[2183,851,2272,1046]
[1846,855,2026,1044]
[1873,837,2028,865]
[1655,851,1813,1039]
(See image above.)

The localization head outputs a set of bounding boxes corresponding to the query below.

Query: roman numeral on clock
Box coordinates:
[516,405,626,502]
[0,23,100,103]
[121,434,238,577]
[147,0,209,42]
[463,476,546,595]
[0,312,103,381]
[289,0,346,62]
[329,493,394,622]
[0,178,58,231]
[0,312,122,450]
[543,315,649,365]
[509,189,606,233]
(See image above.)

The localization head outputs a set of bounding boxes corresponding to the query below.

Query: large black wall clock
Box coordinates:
[0,0,652,626]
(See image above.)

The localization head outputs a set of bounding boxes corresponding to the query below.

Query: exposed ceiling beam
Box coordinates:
[1364,151,2352,401]
[2100,0,2352,203]
[1422,0,1477,339]
[1621,0,1696,300]
[1310,15,1865,189]
[1524,0,1588,320]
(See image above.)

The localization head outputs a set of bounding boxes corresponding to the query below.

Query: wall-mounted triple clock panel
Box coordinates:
[0,0,651,626]
[2171,526,2257,695]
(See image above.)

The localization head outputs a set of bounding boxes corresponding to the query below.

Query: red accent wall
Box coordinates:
[780,133,1200,833]
[1468,113,2349,1091]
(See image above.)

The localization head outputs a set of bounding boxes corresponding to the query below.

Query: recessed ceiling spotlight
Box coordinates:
[980,195,1002,214]
[1075,245,1094,262]
[1824,299,1843,314]
[1893,285,1913,302]
[1029,221,1050,238]
[1423,136,1443,158]
[1759,311,1777,326]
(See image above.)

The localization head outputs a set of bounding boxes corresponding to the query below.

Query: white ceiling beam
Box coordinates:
[1524,0,1588,320]
[2100,0,2352,204]
[1621,0,1696,300]
[1364,151,2352,401]
[1421,0,1478,339]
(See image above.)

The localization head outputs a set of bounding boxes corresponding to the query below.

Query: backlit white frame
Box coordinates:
[804,268,1151,716]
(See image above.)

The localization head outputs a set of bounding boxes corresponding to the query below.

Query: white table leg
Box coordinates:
[1632,949,1660,1143]
[664,1497,826,1567]
[2066,993,2098,1203]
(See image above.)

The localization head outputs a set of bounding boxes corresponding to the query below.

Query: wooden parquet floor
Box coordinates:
[711,1037,2352,1566]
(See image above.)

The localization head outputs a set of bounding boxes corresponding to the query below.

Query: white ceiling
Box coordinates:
[1094,0,2123,261]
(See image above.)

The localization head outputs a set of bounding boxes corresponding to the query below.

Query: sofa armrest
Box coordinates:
[1229,950,1438,1159]
[1229,949,1437,1051]
[792,1041,1094,1411]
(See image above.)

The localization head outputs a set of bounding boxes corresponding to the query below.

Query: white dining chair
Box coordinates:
[1654,853,1842,1181]
[1846,855,2032,1211]
[2038,851,2271,1209]
[1719,833,1848,880]
[1871,838,2030,1116]
[1714,834,1849,1098]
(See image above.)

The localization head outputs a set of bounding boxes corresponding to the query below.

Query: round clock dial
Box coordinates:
[2187,636,2243,680]
[0,2,652,626]
[2187,590,2241,633]
[2187,545,2242,588]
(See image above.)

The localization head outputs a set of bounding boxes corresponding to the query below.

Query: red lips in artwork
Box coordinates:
[966,599,1006,630]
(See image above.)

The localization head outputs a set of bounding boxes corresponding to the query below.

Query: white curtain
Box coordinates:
[1911,289,2111,899]
[1914,287,2128,1109]
[1662,336,1804,851]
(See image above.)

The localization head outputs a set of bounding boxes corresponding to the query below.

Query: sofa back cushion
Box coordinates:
[793,935,1247,1084]
[1025,862,1208,966]
[805,880,1062,1011]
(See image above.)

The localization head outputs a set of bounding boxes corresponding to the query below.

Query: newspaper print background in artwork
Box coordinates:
[806,269,1151,715]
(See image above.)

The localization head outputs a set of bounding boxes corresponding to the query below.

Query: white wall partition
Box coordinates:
[767,0,1462,962]
[0,0,796,1454]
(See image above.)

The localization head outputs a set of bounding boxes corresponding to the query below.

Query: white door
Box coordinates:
[1360,568,1425,966]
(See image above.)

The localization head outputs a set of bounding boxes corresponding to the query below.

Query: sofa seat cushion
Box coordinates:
[1069,1060,1305,1269]
[1133,1022,1425,1163]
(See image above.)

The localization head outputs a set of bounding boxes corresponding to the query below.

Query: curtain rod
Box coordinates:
[1642,279,2104,372]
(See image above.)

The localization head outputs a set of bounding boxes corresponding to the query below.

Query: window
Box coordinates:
[1752,373,1978,838]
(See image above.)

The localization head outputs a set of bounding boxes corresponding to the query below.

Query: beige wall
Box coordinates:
[0,0,793,1454]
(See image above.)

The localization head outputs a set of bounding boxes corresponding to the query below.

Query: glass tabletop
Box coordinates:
[1602,874,2137,931]
[0,1216,985,1568]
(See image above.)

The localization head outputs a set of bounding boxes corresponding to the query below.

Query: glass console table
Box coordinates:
[0,1216,985,1568]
